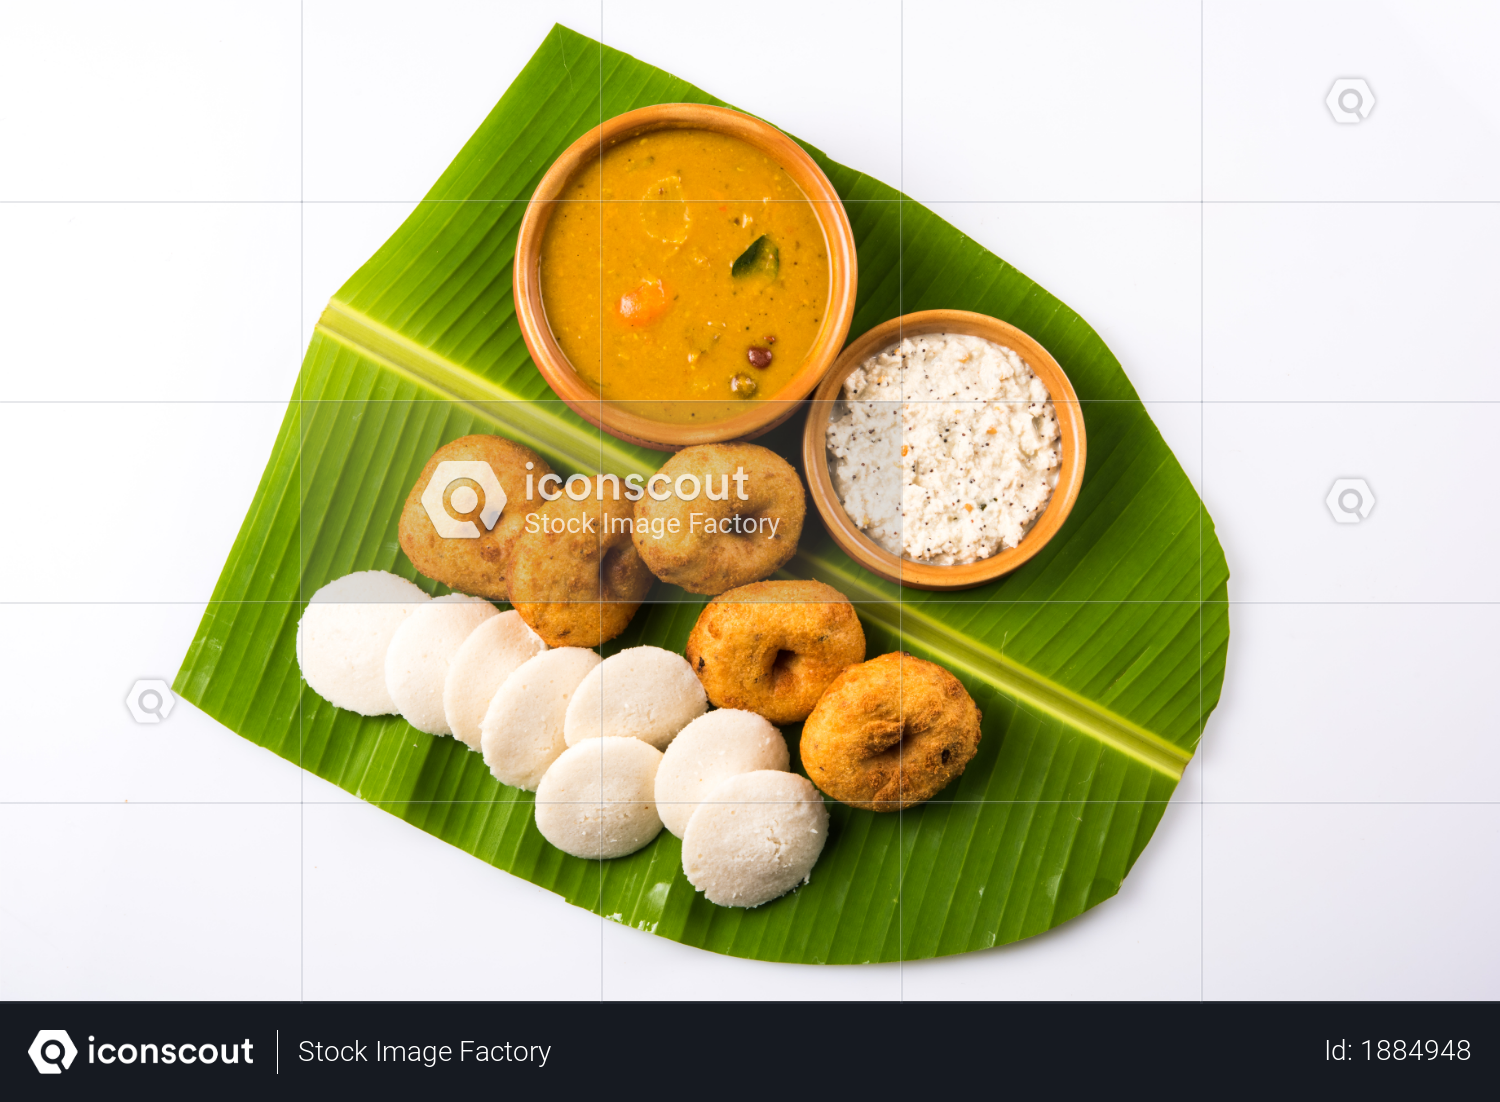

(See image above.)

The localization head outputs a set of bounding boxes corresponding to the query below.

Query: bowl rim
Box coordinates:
[513,102,858,452]
[801,309,1088,591]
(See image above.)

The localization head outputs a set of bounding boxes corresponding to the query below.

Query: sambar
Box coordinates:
[538,129,831,425]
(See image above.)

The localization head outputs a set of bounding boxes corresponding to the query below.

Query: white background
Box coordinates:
[2,0,1497,1001]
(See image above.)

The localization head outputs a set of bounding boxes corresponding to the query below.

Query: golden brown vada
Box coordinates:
[684,580,865,724]
[800,652,982,812]
[398,434,552,601]
[632,444,804,595]
[507,494,654,648]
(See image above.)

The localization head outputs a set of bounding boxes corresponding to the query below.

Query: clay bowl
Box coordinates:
[514,103,858,452]
[802,310,1086,591]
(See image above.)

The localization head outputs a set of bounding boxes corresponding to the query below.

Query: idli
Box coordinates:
[384,594,498,735]
[297,570,430,715]
[481,647,601,790]
[442,611,548,751]
[563,646,708,752]
[681,770,828,908]
[654,709,789,838]
[534,736,664,859]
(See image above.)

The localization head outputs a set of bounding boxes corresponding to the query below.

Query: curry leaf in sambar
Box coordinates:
[731,233,779,281]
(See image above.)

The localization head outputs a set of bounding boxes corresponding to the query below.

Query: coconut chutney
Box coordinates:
[826,334,1062,565]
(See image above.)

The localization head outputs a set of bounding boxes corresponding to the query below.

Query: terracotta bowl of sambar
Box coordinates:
[514,103,858,452]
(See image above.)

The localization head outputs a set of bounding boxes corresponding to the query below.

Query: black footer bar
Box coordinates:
[3,1000,1491,1096]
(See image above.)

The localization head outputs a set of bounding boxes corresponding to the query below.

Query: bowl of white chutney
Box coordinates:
[801,309,1086,591]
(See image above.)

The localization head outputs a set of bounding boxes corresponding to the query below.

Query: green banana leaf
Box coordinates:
[176,24,1229,964]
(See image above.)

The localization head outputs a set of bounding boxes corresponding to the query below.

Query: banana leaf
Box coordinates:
[176,24,1229,963]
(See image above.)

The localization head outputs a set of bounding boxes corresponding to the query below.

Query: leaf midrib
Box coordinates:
[315,300,1190,781]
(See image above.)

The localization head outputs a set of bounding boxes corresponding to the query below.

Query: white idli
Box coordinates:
[654,709,789,838]
[534,736,664,859]
[563,645,707,751]
[682,770,828,908]
[384,593,498,735]
[442,611,547,751]
[481,647,601,790]
[297,570,430,715]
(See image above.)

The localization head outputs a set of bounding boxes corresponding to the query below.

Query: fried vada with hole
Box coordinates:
[800,651,982,812]
[632,443,804,595]
[507,493,654,648]
[684,580,865,724]
[398,434,552,601]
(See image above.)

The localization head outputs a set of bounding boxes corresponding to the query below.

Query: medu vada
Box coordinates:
[632,443,805,595]
[507,493,654,648]
[684,580,865,724]
[398,434,553,601]
[800,652,982,812]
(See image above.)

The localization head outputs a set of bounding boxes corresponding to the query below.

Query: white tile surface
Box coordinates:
[0,402,289,604]
[1206,603,1499,804]
[602,0,902,187]
[902,761,1203,999]
[301,801,603,999]
[1202,401,1500,603]
[0,2,300,202]
[918,203,1203,403]
[1203,803,1500,999]
[0,203,302,402]
[903,0,1201,201]
[0,804,300,999]
[303,1,604,202]
[0,604,302,804]
[1204,203,1500,402]
[1204,0,1500,201]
